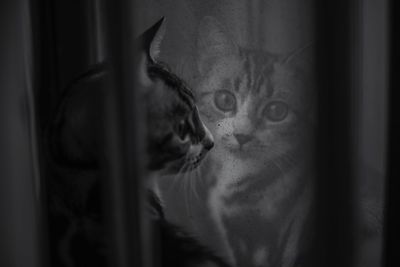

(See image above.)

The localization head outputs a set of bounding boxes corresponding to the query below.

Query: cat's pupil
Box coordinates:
[177,119,188,140]
[263,101,288,122]
[214,90,236,112]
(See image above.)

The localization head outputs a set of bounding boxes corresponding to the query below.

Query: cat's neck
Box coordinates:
[145,172,162,195]
[268,181,313,267]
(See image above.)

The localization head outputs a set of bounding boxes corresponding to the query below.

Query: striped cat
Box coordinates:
[193,17,315,267]
[46,18,230,267]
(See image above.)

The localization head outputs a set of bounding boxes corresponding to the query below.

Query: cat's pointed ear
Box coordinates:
[139,17,166,63]
[138,54,153,88]
[283,43,314,70]
[197,16,239,75]
[282,44,316,124]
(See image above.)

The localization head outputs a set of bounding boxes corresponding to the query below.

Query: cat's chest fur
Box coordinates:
[192,16,315,265]
[205,155,312,266]
[208,156,305,216]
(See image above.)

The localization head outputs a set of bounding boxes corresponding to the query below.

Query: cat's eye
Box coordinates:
[176,119,189,140]
[263,101,289,122]
[214,90,236,112]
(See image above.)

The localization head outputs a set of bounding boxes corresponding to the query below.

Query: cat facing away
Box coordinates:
[189,17,315,267]
[46,18,230,267]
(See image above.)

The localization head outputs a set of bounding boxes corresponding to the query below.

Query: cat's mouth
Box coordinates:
[187,153,205,170]
[225,145,255,159]
[161,151,207,175]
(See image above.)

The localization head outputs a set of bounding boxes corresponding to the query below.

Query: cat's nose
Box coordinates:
[234,134,253,146]
[202,123,214,151]
[203,138,214,150]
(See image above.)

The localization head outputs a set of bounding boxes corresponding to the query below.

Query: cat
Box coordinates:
[45,18,230,267]
[156,16,383,267]
[191,17,315,267]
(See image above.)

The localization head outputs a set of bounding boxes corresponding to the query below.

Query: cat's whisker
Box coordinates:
[255,145,296,176]
[275,152,297,168]
[186,166,196,218]
[192,167,201,201]
[170,160,188,195]
[182,168,193,218]
[168,173,181,193]
[271,159,285,177]
[168,161,187,192]
[180,163,189,191]
[187,169,194,199]
[169,172,182,191]
[262,145,298,167]
[279,149,298,166]
[198,165,205,186]
[189,169,200,203]
[188,171,197,213]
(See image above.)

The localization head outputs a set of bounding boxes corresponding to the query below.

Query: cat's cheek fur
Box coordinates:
[206,118,240,154]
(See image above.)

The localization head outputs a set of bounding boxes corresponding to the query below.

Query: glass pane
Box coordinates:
[33,0,388,266]
[142,1,317,266]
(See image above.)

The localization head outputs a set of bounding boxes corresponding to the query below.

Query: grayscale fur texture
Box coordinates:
[45,18,230,267]
[192,16,315,267]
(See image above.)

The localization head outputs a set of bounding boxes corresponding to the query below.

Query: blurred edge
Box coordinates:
[0,0,47,267]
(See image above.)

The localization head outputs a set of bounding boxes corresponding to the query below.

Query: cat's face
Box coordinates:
[140,19,214,175]
[145,64,214,175]
[197,58,307,169]
[195,17,314,180]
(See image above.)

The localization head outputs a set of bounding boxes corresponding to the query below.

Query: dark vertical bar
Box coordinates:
[314,0,360,266]
[101,1,149,267]
[356,0,388,266]
[86,0,106,64]
[92,0,106,63]
[37,1,109,265]
[383,0,399,266]
[0,0,46,267]
[36,0,106,128]
[35,0,57,128]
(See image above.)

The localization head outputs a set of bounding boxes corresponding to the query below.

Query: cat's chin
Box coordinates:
[158,153,206,176]
[222,146,259,160]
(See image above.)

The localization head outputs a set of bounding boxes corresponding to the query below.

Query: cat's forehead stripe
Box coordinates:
[248,54,256,93]
[254,75,264,95]
[233,77,241,92]
[245,51,276,97]
[256,71,274,97]
[179,88,195,108]
[148,62,195,108]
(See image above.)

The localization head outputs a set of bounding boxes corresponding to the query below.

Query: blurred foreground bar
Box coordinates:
[384,0,399,266]
[313,0,360,266]
[0,0,46,267]
[101,0,152,267]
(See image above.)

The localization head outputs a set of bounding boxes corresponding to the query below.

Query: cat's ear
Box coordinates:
[197,16,239,75]
[138,54,153,88]
[283,44,316,124]
[139,17,166,63]
[283,43,314,71]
